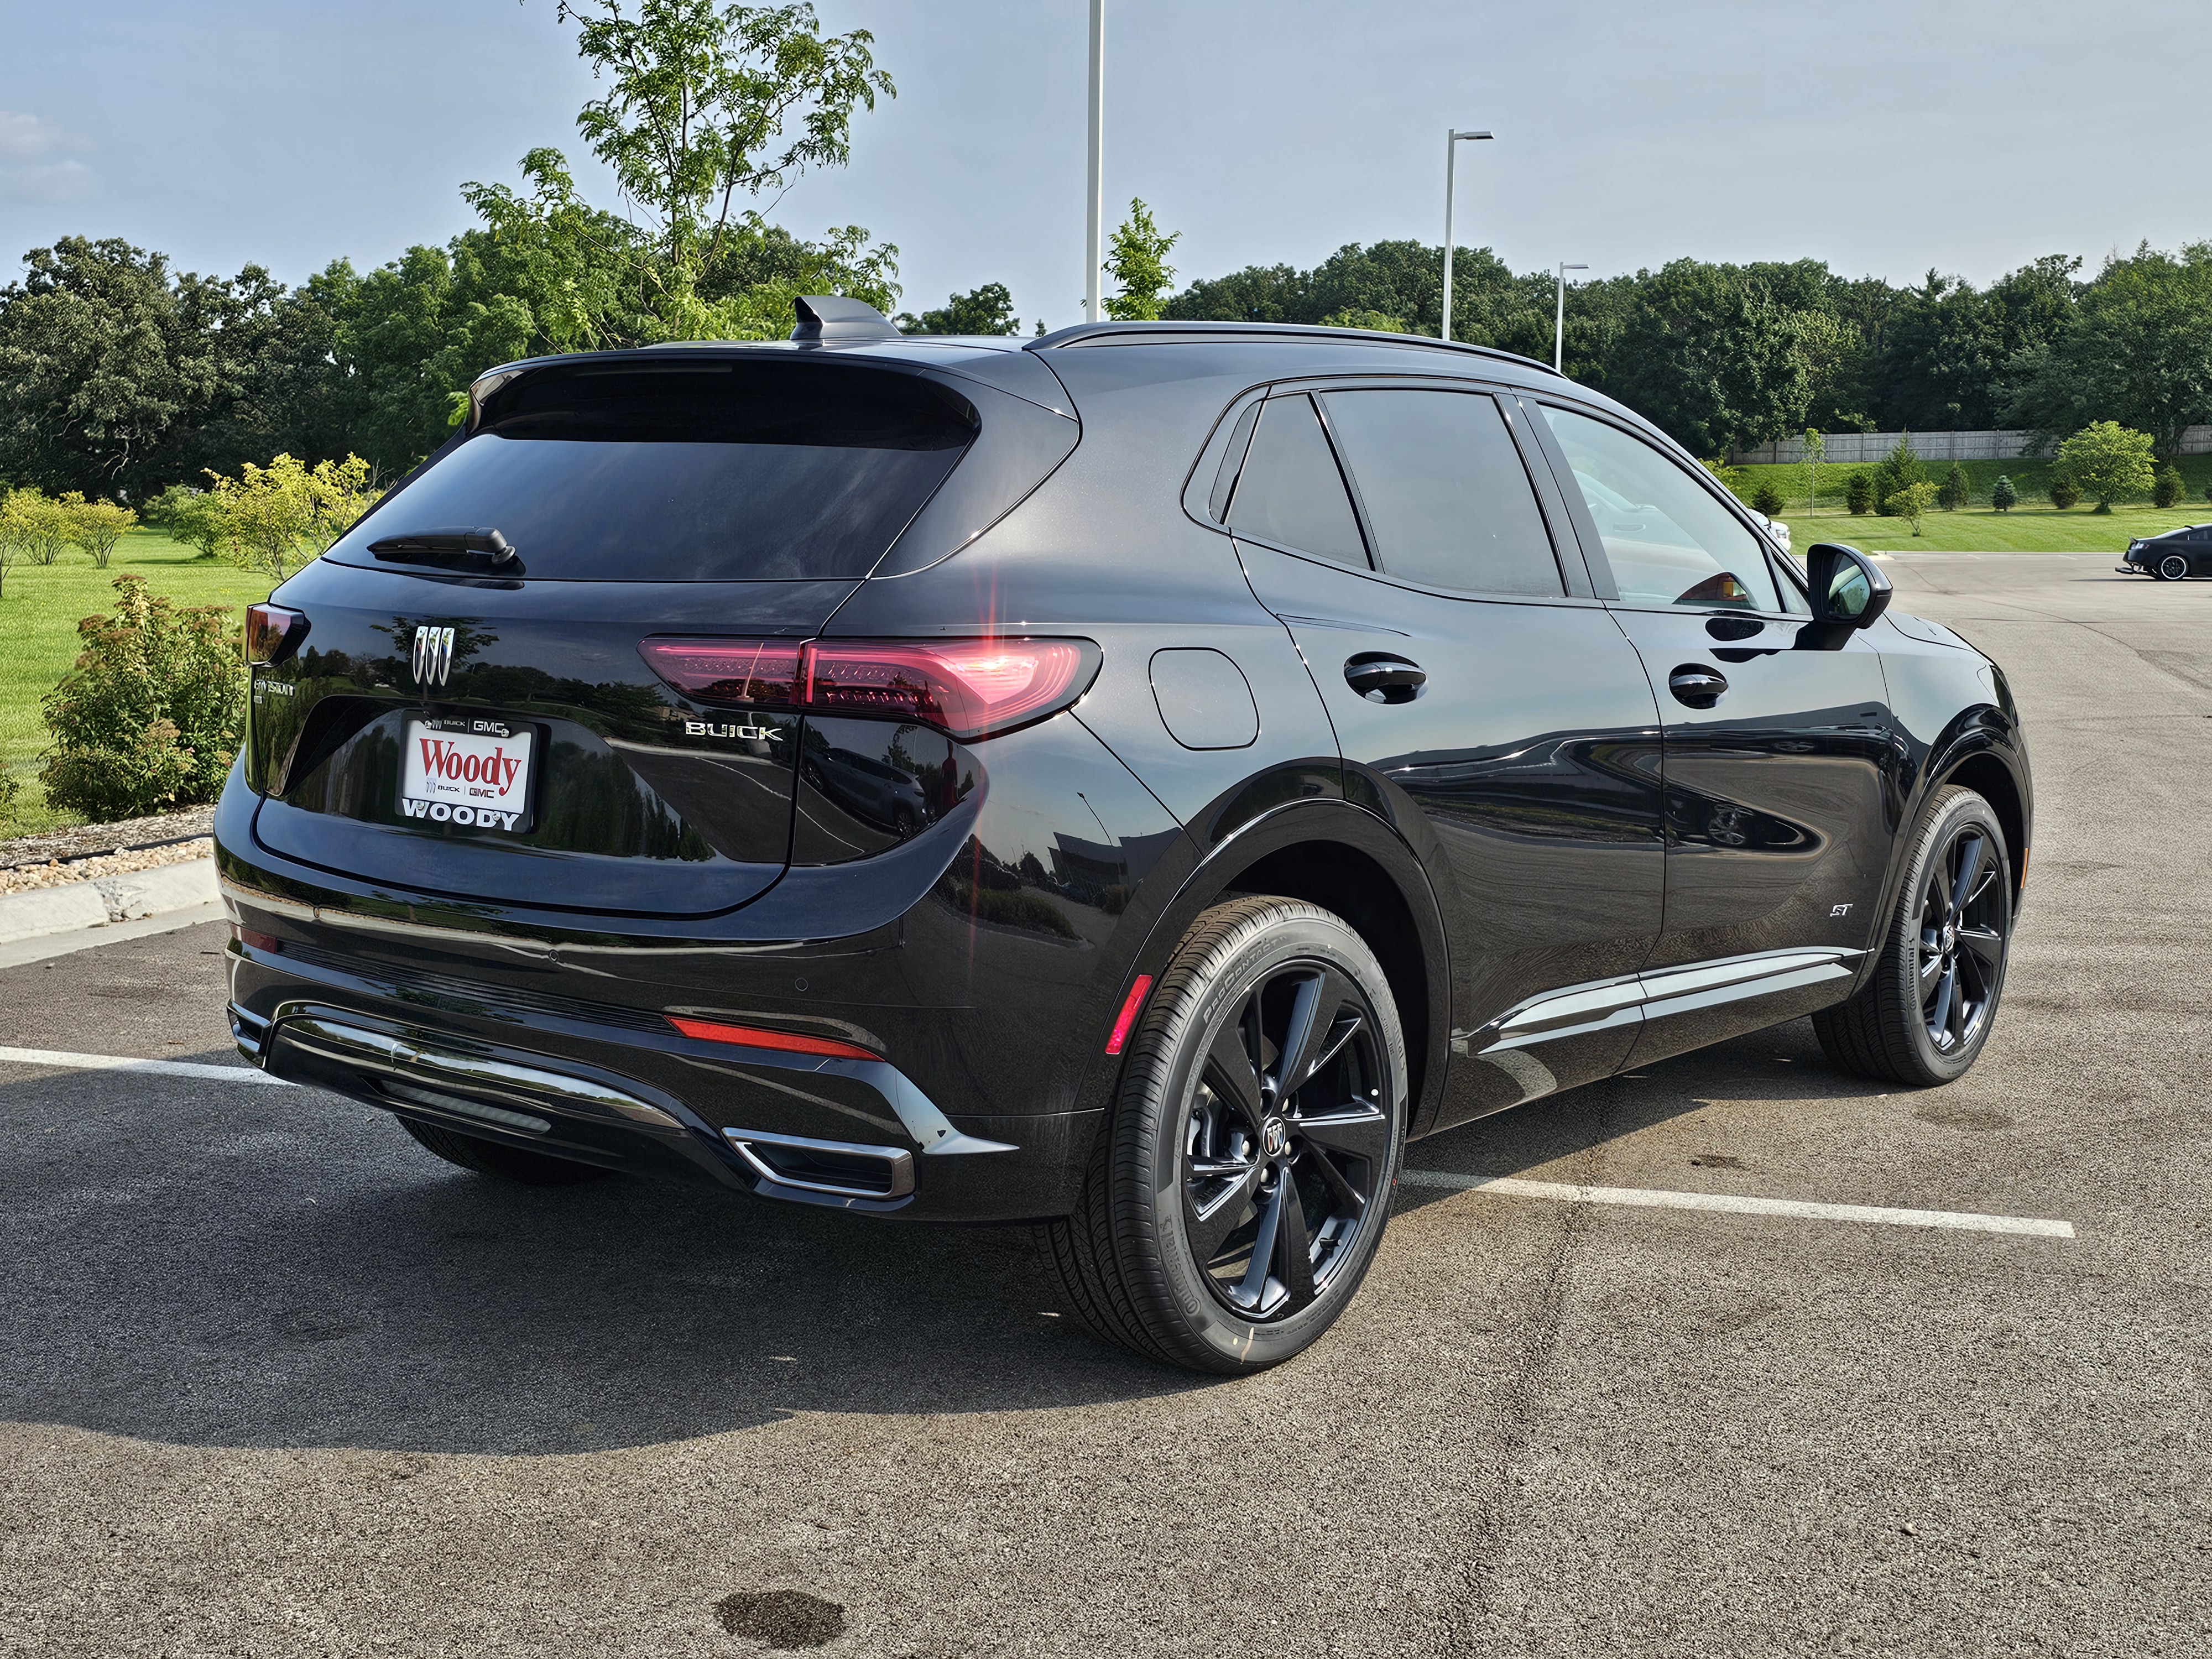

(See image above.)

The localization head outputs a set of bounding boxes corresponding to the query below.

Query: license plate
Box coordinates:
[399,716,536,833]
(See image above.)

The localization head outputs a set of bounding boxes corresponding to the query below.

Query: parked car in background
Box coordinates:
[217,303,2032,1374]
[2120,525,2212,581]
[1750,510,1791,552]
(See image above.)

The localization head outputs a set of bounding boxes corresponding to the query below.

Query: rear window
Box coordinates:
[332,359,975,582]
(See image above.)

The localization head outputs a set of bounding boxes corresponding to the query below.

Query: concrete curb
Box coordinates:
[0,857,219,945]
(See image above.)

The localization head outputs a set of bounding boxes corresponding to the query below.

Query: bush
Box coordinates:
[59,492,135,568]
[1,488,71,566]
[1845,469,1876,514]
[1990,474,2018,512]
[2153,465,2185,508]
[1937,462,1969,512]
[2049,474,2080,509]
[1750,478,1786,517]
[144,484,228,559]
[2053,420,2156,513]
[1318,307,1409,333]
[39,573,245,821]
[201,453,381,582]
[1872,433,1925,515]
[0,766,17,827]
[1884,482,1939,535]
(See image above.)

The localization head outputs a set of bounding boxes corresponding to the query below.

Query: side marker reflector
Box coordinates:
[668,1016,878,1062]
[1104,974,1155,1056]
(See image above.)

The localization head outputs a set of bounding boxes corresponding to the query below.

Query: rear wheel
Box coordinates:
[1813,786,2012,1086]
[398,1116,609,1186]
[2157,552,2190,581]
[1043,896,1406,1373]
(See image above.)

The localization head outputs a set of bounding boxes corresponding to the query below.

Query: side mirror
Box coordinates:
[1797,542,1892,650]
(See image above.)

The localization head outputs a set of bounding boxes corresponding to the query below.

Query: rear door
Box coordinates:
[1528,400,1900,1062]
[1223,383,1666,1130]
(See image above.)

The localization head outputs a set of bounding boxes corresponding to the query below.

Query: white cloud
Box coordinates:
[0,111,93,202]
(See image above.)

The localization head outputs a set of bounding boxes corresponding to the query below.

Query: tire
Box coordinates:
[2157,552,2190,582]
[1813,786,2013,1087]
[1042,896,1407,1373]
[398,1115,609,1186]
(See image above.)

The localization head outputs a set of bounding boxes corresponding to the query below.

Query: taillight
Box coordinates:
[640,636,1098,741]
[244,603,309,665]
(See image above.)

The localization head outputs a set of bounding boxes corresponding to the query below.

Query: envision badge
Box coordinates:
[412,625,457,688]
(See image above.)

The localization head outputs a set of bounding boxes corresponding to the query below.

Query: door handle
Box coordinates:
[1345,654,1426,704]
[1668,665,1728,709]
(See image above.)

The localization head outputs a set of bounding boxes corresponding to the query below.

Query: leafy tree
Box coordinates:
[899,283,1019,335]
[1845,469,1876,514]
[1103,199,1180,322]
[59,492,135,567]
[1603,260,1820,456]
[1872,434,1925,515]
[2048,473,2080,509]
[0,500,22,600]
[1318,307,1410,333]
[40,573,244,820]
[2153,465,2185,508]
[2006,243,2212,458]
[1937,462,1969,511]
[1884,482,1938,534]
[1751,477,1786,516]
[1802,427,1825,507]
[144,483,226,557]
[1990,473,2017,512]
[2053,420,2156,512]
[202,453,380,582]
[1,487,71,565]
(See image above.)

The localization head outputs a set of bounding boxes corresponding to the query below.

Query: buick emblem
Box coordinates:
[412,624,457,688]
[1260,1117,1290,1159]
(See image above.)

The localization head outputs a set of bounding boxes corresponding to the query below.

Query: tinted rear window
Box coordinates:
[332,360,975,582]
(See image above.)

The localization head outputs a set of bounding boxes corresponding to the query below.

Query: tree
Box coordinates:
[1872,434,1925,515]
[144,483,227,558]
[1318,307,1408,333]
[2048,474,2080,509]
[0,500,22,600]
[2005,243,2212,458]
[59,492,135,567]
[1990,474,2018,512]
[202,453,380,582]
[1937,462,1969,511]
[898,283,1019,335]
[1802,427,1826,508]
[1884,482,1938,535]
[1751,477,1786,516]
[1846,469,1876,514]
[1603,260,1820,456]
[2153,465,2185,508]
[2053,420,2156,513]
[1,487,71,565]
[1103,199,1180,322]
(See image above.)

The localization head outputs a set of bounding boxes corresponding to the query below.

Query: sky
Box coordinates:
[3,0,2208,328]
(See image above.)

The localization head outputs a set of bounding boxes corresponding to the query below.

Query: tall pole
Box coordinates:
[1554,261,1587,372]
[1439,129,1491,342]
[1086,0,1105,324]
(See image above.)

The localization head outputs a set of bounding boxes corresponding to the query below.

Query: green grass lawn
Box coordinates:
[1,529,275,835]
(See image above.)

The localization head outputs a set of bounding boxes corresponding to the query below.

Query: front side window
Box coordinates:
[1225,394,1369,567]
[1319,389,1562,597]
[1540,405,1784,612]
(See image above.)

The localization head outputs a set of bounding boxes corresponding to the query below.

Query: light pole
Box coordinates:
[1439,128,1493,342]
[1086,0,1105,324]
[1554,262,1587,372]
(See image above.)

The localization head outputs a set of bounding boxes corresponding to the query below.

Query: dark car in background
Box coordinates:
[217,299,2032,1373]
[2121,525,2212,581]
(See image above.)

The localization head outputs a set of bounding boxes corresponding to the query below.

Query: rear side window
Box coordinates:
[332,361,975,582]
[1319,390,1563,597]
[1226,394,1369,567]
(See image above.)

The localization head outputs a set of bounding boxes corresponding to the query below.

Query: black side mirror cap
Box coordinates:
[1797,542,1892,650]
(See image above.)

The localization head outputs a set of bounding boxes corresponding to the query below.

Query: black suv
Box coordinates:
[218,299,2031,1373]
[2121,525,2212,581]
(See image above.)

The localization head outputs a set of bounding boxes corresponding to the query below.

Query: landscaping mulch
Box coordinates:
[0,805,218,873]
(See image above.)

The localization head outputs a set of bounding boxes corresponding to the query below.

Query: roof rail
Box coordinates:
[1023,319,1562,377]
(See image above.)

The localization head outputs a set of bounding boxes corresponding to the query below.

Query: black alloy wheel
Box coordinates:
[1813,785,2013,1086]
[1043,896,1407,1373]
[2157,552,2190,581]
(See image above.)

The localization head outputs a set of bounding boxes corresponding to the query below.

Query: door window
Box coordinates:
[1319,390,1564,597]
[1225,394,1369,567]
[1539,405,1785,612]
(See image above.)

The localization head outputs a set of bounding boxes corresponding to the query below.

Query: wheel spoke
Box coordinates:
[1274,1173,1317,1313]
[1274,969,1349,1100]
[1187,1164,1261,1265]
[1927,962,1957,1041]
[1949,834,1984,917]
[1306,1144,1368,1214]
[1958,925,2004,973]
[1965,864,2000,907]
[1204,1004,1267,1133]
[1918,942,1944,983]
[1293,1102,1391,1166]
[1233,1177,1288,1310]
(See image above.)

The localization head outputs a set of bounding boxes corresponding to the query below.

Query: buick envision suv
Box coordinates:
[218,298,2031,1373]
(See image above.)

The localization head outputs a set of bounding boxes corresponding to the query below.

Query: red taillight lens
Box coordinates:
[244,603,308,665]
[668,1015,878,1061]
[640,636,1097,740]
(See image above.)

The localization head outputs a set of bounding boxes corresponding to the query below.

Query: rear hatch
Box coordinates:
[246,352,989,918]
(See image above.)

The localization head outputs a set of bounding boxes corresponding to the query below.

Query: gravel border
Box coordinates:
[0,806,218,873]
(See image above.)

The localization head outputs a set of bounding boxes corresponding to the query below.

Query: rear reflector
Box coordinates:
[244,603,309,665]
[667,1015,879,1062]
[1104,974,1155,1055]
[640,635,1098,740]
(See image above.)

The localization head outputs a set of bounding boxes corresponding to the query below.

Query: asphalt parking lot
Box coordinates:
[3,551,2208,1657]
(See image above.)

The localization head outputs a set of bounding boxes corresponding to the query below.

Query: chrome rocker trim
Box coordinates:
[1460,946,1865,1057]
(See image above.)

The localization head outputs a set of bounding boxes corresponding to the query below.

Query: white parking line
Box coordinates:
[0,1046,292,1086]
[1400,1168,2074,1238]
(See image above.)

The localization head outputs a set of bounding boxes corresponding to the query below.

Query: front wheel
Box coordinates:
[1813,786,2013,1086]
[1042,896,1407,1373]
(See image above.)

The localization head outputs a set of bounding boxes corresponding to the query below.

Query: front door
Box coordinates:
[1530,401,1900,1064]
[1219,384,1666,1130]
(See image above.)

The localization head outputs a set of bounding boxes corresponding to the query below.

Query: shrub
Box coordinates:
[1750,478,1787,517]
[1,488,71,566]
[2053,421,2155,513]
[1990,474,2018,512]
[1884,482,1939,535]
[1872,433,1925,515]
[144,484,228,559]
[1318,307,1409,333]
[1845,469,1876,515]
[39,573,245,821]
[1698,458,1746,495]
[0,766,17,826]
[2048,474,2080,509]
[1937,462,1969,511]
[2153,465,2185,508]
[59,492,136,568]
[201,453,381,582]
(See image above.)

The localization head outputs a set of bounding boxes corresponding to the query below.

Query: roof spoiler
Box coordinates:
[792,295,902,345]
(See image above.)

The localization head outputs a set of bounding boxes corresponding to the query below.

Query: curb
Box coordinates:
[0,857,220,945]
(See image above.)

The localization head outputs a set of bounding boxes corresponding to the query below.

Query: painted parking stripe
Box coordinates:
[1400,1168,2074,1238]
[0,1046,292,1086]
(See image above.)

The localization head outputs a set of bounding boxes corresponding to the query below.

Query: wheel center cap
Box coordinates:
[1940,923,1957,954]
[1260,1117,1290,1160]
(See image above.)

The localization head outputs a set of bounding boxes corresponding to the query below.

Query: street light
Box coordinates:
[1554,262,1588,373]
[1086,0,1105,324]
[1440,128,1493,343]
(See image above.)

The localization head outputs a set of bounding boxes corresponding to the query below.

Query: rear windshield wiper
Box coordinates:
[367,527,523,572]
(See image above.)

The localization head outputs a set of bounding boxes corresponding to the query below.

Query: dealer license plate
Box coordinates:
[399,716,536,833]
